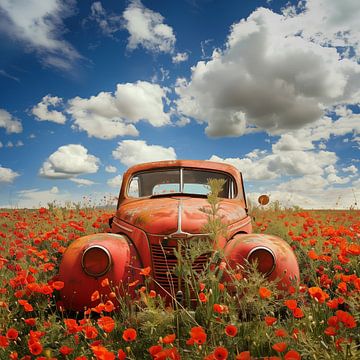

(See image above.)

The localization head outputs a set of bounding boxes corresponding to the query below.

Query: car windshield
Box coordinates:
[127,168,236,198]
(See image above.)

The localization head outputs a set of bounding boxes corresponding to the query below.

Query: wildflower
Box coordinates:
[24,318,36,326]
[148,345,163,357]
[213,303,228,314]
[272,342,287,352]
[59,346,74,355]
[292,307,304,319]
[188,326,207,345]
[91,345,115,360]
[149,290,157,298]
[28,341,43,355]
[91,290,100,301]
[84,325,98,339]
[122,328,137,342]
[284,299,297,310]
[284,350,301,360]
[259,287,272,299]
[265,316,277,326]
[336,310,356,328]
[101,278,110,287]
[162,333,176,344]
[324,327,337,336]
[97,316,115,333]
[225,324,237,337]
[199,292,208,303]
[236,351,251,360]
[118,349,126,360]
[140,266,151,276]
[308,287,329,303]
[6,328,19,340]
[214,346,228,360]
[0,336,9,348]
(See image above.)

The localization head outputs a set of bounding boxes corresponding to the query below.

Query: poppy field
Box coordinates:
[0,204,359,360]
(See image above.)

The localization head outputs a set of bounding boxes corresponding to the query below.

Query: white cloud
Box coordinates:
[32,95,66,124]
[107,174,122,188]
[67,81,170,139]
[175,4,360,137]
[0,0,81,70]
[122,0,176,53]
[112,140,176,167]
[70,178,95,186]
[172,52,189,63]
[0,109,22,133]
[39,144,100,179]
[0,165,19,183]
[88,1,122,37]
[105,165,117,173]
[272,134,314,152]
[342,165,358,174]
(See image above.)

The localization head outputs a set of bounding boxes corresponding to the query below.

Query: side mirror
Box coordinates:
[258,194,269,205]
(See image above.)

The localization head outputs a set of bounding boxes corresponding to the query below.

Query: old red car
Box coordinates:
[57,160,299,311]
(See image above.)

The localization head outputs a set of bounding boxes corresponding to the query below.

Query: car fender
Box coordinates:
[58,233,142,311]
[223,233,300,290]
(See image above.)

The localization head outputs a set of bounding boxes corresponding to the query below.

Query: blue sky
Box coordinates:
[0,0,359,209]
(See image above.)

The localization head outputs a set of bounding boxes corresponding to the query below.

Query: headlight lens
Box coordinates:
[82,245,112,277]
[247,247,275,276]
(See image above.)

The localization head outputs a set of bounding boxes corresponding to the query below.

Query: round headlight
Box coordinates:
[247,246,275,276]
[82,245,112,277]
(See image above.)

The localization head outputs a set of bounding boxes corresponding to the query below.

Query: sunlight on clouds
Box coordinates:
[0,109,22,133]
[32,95,66,124]
[0,165,19,183]
[0,0,81,70]
[67,81,170,139]
[122,0,176,53]
[175,4,360,138]
[112,140,176,167]
[107,174,123,188]
[39,144,99,179]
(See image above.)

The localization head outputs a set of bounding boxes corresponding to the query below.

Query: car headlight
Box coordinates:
[247,246,275,276]
[81,245,112,277]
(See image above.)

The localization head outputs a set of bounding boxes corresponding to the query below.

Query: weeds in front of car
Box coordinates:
[0,184,359,358]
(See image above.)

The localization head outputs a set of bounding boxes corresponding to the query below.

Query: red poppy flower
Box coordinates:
[199,292,207,303]
[259,287,272,299]
[189,326,207,345]
[308,287,329,303]
[28,341,43,355]
[265,316,277,326]
[149,290,157,298]
[214,346,228,360]
[83,325,98,339]
[24,318,36,327]
[97,316,115,333]
[51,281,64,290]
[272,342,287,353]
[275,328,287,337]
[225,324,237,337]
[236,351,251,360]
[101,278,109,287]
[162,333,176,344]
[122,328,137,342]
[117,349,126,360]
[59,346,74,355]
[292,307,304,318]
[0,336,9,348]
[149,345,163,356]
[284,350,301,360]
[284,299,297,310]
[6,328,19,340]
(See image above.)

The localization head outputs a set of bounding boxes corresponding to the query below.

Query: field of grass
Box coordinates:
[0,204,359,359]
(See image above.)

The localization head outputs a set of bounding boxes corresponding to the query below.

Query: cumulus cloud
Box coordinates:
[112,140,176,167]
[122,0,176,53]
[105,165,117,173]
[39,144,99,179]
[67,81,170,139]
[32,95,66,124]
[172,52,189,63]
[342,165,358,174]
[0,109,22,133]
[175,3,360,137]
[0,165,19,183]
[0,0,81,70]
[107,174,123,188]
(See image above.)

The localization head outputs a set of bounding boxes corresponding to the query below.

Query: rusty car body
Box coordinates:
[57,160,300,311]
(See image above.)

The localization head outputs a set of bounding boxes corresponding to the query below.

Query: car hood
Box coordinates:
[116,196,247,235]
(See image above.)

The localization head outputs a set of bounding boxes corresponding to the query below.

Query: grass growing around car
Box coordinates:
[0,188,359,359]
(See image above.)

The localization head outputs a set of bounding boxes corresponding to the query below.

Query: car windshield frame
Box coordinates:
[126,167,237,199]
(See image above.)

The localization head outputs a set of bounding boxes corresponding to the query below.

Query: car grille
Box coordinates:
[150,242,211,293]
